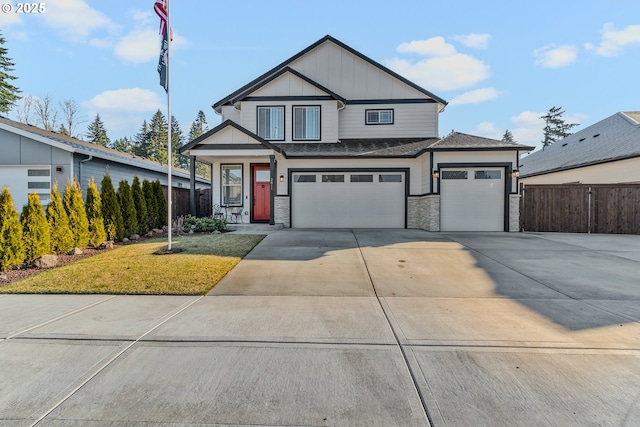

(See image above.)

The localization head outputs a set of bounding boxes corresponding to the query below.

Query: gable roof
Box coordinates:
[519,112,640,177]
[275,138,439,158]
[213,35,447,112]
[430,132,534,151]
[0,116,205,181]
[180,120,282,154]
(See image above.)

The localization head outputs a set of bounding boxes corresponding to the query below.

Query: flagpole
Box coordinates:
[166,0,172,250]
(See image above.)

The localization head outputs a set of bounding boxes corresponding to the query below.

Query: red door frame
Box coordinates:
[251,164,271,222]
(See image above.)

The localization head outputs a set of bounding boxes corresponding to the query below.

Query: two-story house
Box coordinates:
[181,35,533,231]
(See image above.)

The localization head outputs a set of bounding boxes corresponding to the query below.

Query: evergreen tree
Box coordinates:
[171,115,188,168]
[540,106,579,148]
[85,178,107,248]
[111,136,133,153]
[149,110,169,164]
[502,129,515,143]
[100,174,124,241]
[0,31,21,115]
[20,193,50,265]
[153,180,168,229]
[142,179,158,231]
[47,182,74,255]
[63,179,89,248]
[117,180,138,238]
[0,186,25,271]
[86,113,110,147]
[131,176,148,235]
[189,110,211,179]
[133,120,151,158]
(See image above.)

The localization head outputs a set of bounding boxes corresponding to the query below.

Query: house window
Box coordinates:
[257,106,284,140]
[294,174,316,182]
[221,164,243,206]
[293,106,320,140]
[442,170,468,180]
[475,170,501,180]
[379,174,402,182]
[366,109,394,125]
[350,174,373,182]
[322,175,344,183]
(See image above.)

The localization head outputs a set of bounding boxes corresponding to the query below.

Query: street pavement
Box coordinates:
[1,229,639,426]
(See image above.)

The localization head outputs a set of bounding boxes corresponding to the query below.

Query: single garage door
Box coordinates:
[291,171,405,228]
[440,167,505,231]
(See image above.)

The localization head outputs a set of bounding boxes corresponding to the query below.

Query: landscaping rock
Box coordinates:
[130,234,140,241]
[146,231,154,237]
[68,248,83,256]
[0,273,7,281]
[122,237,130,243]
[99,241,114,250]
[34,254,58,269]
[152,228,164,234]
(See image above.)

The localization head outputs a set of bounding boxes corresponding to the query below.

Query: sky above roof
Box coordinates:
[2,0,639,153]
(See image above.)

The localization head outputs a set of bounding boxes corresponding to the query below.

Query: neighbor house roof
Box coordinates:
[0,116,207,183]
[519,112,640,177]
[213,35,448,112]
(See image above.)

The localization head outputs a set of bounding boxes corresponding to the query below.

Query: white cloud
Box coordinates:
[41,0,118,42]
[0,8,22,26]
[84,88,164,114]
[585,22,640,57]
[448,87,502,106]
[453,33,491,49]
[397,37,456,56]
[472,121,503,140]
[534,44,578,68]
[115,28,160,63]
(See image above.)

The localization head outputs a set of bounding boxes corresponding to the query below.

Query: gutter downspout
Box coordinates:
[79,155,93,193]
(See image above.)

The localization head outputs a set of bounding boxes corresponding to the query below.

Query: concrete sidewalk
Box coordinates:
[1,230,639,426]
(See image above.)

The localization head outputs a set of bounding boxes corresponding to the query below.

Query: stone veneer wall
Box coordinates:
[407,195,440,231]
[509,194,520,232]
[274,196,290,228]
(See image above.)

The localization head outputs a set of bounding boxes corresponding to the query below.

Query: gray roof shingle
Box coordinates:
[519,112,640,177]
[431,132,533,151]
[275,138,438,157]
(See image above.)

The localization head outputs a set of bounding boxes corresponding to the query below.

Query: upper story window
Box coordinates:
[293,106,320,140]
[257,106,284,140]
[366,109,394,125]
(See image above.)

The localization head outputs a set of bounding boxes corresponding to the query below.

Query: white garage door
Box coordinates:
[440,167,505,231]
[291,171,405,228]
[0,166,51,211]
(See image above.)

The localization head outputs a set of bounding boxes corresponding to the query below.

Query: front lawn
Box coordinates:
[0,234,265,295]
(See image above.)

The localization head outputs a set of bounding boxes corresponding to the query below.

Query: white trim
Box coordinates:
[194,149,274,157]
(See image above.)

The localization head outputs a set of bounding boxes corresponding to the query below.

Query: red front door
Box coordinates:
[252,165,271,222]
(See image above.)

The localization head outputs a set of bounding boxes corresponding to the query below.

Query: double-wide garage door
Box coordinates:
[440,167,505,231]
[291,171,405,228]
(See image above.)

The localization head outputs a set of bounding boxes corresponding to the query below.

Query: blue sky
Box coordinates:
[2,0,639,152]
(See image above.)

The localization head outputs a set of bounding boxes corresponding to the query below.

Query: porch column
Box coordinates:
[189,155,196,216]
[269,154,276,225]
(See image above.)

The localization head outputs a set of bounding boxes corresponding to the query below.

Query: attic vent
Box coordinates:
[593,133,600,138]
[579,138,585,142]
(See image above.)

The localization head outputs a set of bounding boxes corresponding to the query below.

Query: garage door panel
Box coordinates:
[292,172,405,228]
[440,168,504,232]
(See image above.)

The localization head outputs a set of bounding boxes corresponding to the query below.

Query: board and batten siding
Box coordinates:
[220,105,241,123]
[239,100,339,143]
[339,103,438,139]
[250,72,331,98]
[520,157,640,185]
[289,40,432,101]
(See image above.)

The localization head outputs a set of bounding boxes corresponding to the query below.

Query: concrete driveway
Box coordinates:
[1,230,639,426]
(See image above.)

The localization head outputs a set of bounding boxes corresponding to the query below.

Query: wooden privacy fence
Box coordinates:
[163,187,212,219]
[520,184,640,234]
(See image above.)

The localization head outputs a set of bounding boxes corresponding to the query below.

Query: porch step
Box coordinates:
[226,223,284,234]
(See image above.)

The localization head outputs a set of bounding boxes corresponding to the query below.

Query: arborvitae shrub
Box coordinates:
[85,178,107,248]
[100,174,124,241]
[63,179,89,248]
[131,176,148,235]
[142,179,158,231]
[47,182,75,255]
[20,193,51,265]
[117,180,138,237]
[153,180,168,229]
[0,186,25,271]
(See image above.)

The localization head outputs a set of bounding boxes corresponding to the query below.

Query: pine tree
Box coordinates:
[189,110,211,179]
[149,110,169,164]
[0,186,25,271]
[20,193,50,265]
[0,31,21,115]
[100,174,124,241]
[153,180,168,229]
[171,116,188,168]
[85,178,107,248]
[47,182,74,255]
[133,120,151,158]
[117,180,138,238]
[502,129,515,143]
[142,179,158,231]
[131,176,148,235]
[540,106,579,148]
[111,136,133,153]
[63,179,89,248]
[86,113,110,147]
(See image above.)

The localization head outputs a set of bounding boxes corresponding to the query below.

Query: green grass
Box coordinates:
[0,234,265,295]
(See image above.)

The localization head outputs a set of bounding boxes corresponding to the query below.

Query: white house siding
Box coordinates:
[519,157,640,185]
[220,105,241,123]
[250,72,331,97]
[202,126,258,145]
[419,153,433,194]
[433,151,519,193]
[289,40,431,101]
[338,103,438,139]
[239,100,339,143]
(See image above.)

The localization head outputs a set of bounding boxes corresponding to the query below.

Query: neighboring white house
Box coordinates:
[181,35,533,231]
[0,116,210,211]
[519,111,640,185]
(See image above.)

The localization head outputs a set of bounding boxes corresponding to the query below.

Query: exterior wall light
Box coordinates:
[279,174,285,183]
[432,170,439,179]
[512,170,520,178]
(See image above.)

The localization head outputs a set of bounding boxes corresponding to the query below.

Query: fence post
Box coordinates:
[587,186,592,234]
